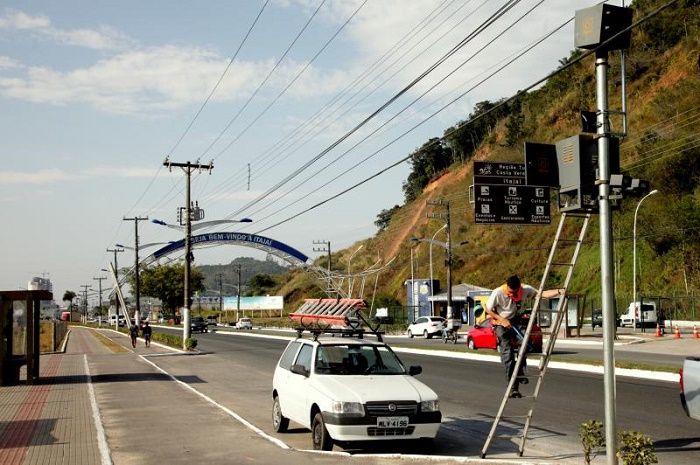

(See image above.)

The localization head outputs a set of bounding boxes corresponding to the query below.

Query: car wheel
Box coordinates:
[312,412,333,451]
[408,330,414,338]
[272,396,289,433]
[467,338,476,350]
[423,330,430,339]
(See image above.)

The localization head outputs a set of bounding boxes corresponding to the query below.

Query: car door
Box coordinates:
[284,342,314,427]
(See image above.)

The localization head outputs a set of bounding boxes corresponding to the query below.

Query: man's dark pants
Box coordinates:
[495,324,525,391]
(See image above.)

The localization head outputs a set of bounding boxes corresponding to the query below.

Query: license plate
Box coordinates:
[377,416,409,428]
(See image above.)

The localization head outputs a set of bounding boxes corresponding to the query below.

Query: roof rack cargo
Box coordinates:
[290,298,384,342]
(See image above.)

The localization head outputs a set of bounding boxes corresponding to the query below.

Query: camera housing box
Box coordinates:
[575,4,632,52]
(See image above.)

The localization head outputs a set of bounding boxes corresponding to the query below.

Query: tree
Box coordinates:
[375,205,401,233]
[402,138,454,202]
[249,274,276,295]
[136,263,205,312]
[62,290,77,309]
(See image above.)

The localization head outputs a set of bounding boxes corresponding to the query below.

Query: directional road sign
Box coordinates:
[474,161,526,185]
[474,184,551,224]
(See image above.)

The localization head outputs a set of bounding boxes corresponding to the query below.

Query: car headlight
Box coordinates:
[331,401,365,415]
[420,400,440,412]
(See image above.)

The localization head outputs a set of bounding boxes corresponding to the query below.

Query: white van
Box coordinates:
[109,314,127,327]
[620,301,657,327]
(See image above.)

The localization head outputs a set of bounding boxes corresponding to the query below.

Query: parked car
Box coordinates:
[465,317,543,353]
[190,317,208,333]
[235,317,253,330]
[620,301,658,327]
[271,334,441,451]
[407,316,446,339]
[109,314,127,327]
[591,309,621,329]
[680,357,700,421]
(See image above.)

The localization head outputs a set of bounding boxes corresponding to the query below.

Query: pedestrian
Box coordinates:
[141,321,152,347]
[484,275,537,398]
[129,322,139,348]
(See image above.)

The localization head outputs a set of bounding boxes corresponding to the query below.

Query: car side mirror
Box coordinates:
[291,364,310,377]
[408,365,422,376]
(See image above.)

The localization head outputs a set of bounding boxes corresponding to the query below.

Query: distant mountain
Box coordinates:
[197,255,290,295]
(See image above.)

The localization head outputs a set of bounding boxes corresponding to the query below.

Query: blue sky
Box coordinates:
[0,0,600,301]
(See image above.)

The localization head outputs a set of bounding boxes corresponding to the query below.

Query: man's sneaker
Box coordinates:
[509,389,522,398]
[517,376,529,385]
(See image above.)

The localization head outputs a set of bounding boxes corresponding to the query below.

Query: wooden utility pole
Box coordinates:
[164,158,213,348]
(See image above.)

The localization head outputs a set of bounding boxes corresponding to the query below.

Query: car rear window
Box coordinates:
[278,340,302,370]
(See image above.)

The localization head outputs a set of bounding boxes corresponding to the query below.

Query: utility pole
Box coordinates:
[216,273,223,318]
[80,284,91,323]
[93,276,106,325]
[313,240,331,295]
[106,247,124,328]
[123,216,149,325]
[237,264,242,320]
[427,200,454,324]
[164,158,213,349]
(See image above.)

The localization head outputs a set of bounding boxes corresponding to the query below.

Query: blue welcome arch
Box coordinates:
[145,231,311,267]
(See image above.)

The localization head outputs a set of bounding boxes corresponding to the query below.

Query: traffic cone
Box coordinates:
[694,326,699,339]
[675,324,681,339]
[655,324,662,337]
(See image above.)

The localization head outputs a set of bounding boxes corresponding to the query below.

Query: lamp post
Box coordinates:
[346,245,363,297]
[633,189,658,330]
[410,236,468,320]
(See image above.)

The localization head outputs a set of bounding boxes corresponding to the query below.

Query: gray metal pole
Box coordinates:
[237,264,241,319]
[595,51,618,465]
[445,202,453,321]
[633,190,658,331]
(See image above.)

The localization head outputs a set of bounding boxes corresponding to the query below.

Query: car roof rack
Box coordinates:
[290,298,385,342]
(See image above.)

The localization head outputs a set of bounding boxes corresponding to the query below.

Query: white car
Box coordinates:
[407,316,446,339]
[235,317,253,330]
[271,335,441,451]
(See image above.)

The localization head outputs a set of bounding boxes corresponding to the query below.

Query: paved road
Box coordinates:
[3,325,698,465]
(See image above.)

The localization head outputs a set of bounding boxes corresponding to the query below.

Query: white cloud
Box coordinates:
[0,168,81,184]
[82,166,157,178]
[0,56,22,70]
[0,8,131,51]
[0,45,277,114]
[46,25,135,51]
[0,10,50,30]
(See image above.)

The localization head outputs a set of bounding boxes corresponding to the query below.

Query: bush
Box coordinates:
[581,420,658,465]
[580,420,605,464]
[618,430,658,465]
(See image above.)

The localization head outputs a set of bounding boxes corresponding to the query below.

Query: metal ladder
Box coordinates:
[481,212,592,458]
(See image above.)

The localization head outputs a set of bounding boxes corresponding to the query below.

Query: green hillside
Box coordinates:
[255,0,700,317]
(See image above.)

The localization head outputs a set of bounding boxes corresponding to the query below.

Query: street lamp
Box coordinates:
[346,245,364,297]
[151,218,252,232]
[633,189,658,330]
[409,236,468,320]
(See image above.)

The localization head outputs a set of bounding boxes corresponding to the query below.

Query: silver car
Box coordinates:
[235,317,253,330]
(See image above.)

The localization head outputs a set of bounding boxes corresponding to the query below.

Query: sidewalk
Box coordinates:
[0,325,696,465]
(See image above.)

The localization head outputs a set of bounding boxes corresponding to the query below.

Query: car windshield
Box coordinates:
[315,344,407,376]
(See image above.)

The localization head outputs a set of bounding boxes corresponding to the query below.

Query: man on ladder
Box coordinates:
[484,275,537,399]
